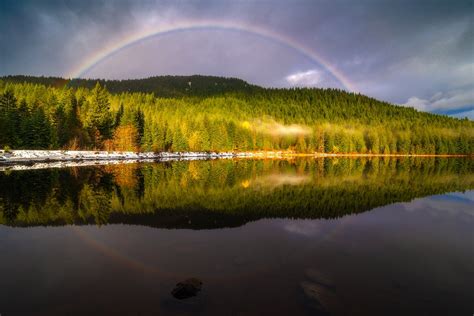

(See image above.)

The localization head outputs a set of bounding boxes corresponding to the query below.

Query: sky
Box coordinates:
[0,0,473,118]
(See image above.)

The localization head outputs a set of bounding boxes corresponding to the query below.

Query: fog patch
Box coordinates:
[243,118,312,137]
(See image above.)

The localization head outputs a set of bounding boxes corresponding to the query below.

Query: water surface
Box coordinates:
[0,157,473,315]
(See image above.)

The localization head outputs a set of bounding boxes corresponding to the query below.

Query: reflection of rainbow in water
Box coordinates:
[71,209,356,281]
[71,224,285,283]
[66,19,357,92]
[71,226,170,277]
[70,159,359,282]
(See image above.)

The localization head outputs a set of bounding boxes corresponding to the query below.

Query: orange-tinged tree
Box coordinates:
[113,124,139,151]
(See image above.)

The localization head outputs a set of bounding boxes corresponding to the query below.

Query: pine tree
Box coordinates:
[172,127,188,152]
[30,107,50,148]
[0,90,18,147]
[86,82,112,143]
[114,103,124,129]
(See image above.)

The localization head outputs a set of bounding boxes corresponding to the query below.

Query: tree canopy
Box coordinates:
[0,75,472,154]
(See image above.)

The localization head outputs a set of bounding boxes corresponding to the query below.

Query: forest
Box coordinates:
[0,75,472,154]
[1,157,472,228]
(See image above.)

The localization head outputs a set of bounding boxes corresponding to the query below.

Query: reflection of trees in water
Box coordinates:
[0,158,472,228]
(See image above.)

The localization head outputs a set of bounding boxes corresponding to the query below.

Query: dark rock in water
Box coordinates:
[305,268,334,289]
[301,280,339,314]
[171,278,203,299]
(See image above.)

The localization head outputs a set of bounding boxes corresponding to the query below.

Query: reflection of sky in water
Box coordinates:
[433,191,474,203]
[400,191,474,219]
[0,190,472,314]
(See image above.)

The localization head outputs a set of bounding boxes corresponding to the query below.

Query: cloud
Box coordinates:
[283,221,322,237]
[403,88,474,112]
[430,89,474,110]
[1,0,473,117]
[404,97,430,111]
[267,122,312,136]
[243,118,312,137]
[452,109,474,120]
[285,69,322,87]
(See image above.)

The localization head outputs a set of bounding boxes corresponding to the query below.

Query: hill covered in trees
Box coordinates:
[1,75,259,98]
[0,75,472,154]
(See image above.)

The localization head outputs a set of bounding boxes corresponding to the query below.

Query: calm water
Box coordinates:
[0,157,473,315]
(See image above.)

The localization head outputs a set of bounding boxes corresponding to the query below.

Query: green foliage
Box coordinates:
[0,89,19,147]
[1,75,259,98]
[0,76,472,154]
[85,82,113,141]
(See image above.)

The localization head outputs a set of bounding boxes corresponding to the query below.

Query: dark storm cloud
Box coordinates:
[0,0,472,116]
[0,0,137,74]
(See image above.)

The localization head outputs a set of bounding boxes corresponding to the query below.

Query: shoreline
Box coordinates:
[0,149,469,163]
[0,150,470,172]
[0,150,246,164]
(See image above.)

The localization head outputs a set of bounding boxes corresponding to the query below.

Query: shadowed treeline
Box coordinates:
[0,157,472,229]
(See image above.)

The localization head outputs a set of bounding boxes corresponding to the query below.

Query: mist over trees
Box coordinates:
[0,76,472,154]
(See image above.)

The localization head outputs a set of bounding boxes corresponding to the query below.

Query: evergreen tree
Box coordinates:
[0,90,18,147]
[172,127,188,152]
[30,107,50,148]
[86,82,112,142]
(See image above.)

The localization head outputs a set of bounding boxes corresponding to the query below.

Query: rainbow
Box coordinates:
[66,19,357,92]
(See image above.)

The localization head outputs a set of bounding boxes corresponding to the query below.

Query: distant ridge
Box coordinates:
[0,75,261,98]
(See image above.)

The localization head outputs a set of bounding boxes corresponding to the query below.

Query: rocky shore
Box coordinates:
[0,149,468,171]
[0,150,251,163]
[0,150,252,171]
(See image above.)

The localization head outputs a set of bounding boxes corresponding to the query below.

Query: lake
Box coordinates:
[0,157,473,315]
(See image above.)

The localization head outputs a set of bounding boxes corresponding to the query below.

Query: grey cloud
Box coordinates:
[403,88,474,112]
[0,0,473,116]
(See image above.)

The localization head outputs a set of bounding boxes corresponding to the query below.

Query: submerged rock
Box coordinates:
[171,278,203,299]
[301,281,334,313]
[301,269,339,313]
[305,268,334,289]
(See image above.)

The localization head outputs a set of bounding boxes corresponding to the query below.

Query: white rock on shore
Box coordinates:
[0,150,244,164]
